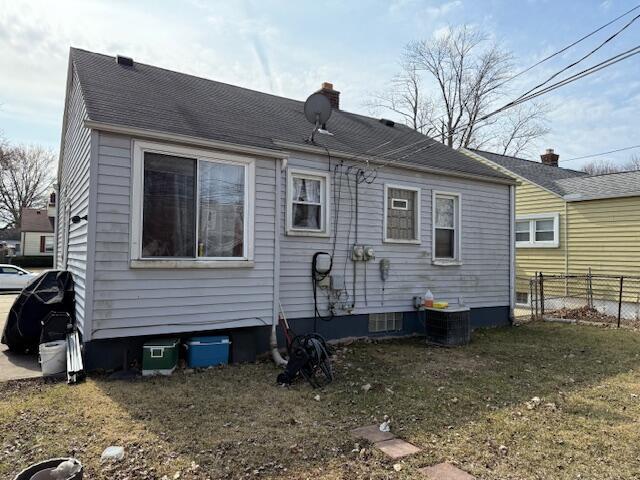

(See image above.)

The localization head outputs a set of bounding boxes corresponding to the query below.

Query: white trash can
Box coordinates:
[39,340,67,376]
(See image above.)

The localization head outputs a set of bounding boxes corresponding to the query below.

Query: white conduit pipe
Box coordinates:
[271,303,288,366]
[271,157,287,367]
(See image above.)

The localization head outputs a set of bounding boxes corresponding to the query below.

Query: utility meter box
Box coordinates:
[142,338,180,376]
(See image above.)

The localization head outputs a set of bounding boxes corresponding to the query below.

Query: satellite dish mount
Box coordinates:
[303,93,333,143]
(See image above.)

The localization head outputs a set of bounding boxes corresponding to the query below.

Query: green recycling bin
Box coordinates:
[142,338,179,376]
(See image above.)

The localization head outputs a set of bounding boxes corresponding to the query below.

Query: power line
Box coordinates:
[454,45,640,136]
[418,4,640,133]
[504,4,640,86]
[514,11,640,102]
[561,144,640,162]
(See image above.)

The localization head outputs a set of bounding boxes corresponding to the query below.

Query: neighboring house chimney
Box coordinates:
[540,148,559,167]
[317,82,340,110]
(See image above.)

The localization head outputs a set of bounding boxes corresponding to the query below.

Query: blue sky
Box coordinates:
[0,0,638,169]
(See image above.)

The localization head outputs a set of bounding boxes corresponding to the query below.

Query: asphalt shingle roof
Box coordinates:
[555,170,640,200]
[70,48,512,183]
[469,149,587,195]
[469,149,640,200]
[21,208,54,233]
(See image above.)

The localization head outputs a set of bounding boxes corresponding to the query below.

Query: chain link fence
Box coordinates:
[515,272,640,327]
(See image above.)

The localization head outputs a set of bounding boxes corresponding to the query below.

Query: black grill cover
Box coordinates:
[1,270,75,353]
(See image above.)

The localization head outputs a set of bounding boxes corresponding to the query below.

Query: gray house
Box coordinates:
[57,48,516,369]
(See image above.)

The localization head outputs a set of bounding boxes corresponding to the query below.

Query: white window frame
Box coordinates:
[286,168,331,237]
[515,213,559,248]
[391,198,409,210]
[432,191,462,265]
[131,140,255,268]
[383,184,421,244]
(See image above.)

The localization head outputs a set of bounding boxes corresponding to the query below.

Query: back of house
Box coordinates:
[57,48,516,369]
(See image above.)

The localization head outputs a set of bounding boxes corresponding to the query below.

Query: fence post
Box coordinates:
[534,271,539,320]
[539,272,545,317]
[529,278,535,320]
[587,267,593,309]
[618,276,624,328]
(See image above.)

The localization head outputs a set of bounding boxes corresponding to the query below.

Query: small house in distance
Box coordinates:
[20,205,55,258]
[56,48,517,369]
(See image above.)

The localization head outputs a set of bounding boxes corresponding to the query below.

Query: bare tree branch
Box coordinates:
[368,24,549,156]
[581,155,640,175]
[0,140,56,229]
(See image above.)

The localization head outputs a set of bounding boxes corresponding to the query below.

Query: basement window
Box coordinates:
[384,184,420,243]
[286,169,330,237]
[369,312,403,333]
[516,213,559,248]
[131,141,255,266]
[516,291,530,306]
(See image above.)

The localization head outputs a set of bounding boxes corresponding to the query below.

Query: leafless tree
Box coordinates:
[366,61,435,135]
[0,141,56,229]
[582,155,640,175]
[369,25,548,155]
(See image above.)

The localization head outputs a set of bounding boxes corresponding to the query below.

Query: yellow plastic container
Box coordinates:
[432,301,449,309]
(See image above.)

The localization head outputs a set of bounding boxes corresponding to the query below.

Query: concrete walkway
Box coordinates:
[0,294,41,381]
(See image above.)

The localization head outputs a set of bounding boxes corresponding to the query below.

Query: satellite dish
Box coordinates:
[304,93,332,126]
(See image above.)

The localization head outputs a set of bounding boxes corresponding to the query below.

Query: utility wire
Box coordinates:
[514,12,640,101]
[561,144,640,162]
[503,4,640,87]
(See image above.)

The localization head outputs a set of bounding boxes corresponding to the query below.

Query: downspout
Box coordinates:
[271,158,287,366]
[509,184,516,322]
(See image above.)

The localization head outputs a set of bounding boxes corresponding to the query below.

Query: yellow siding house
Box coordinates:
[462,148,640,306]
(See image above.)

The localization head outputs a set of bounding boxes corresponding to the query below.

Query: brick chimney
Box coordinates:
[540,148,559,167]
[317,82,340,110]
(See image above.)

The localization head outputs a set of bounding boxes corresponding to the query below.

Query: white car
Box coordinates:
[0,264,37,290]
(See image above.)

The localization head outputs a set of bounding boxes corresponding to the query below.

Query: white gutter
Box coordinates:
[271,158,287,366]
[83,120,288,160]
[276,141,517,186]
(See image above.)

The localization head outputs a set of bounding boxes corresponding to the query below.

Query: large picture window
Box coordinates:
[383,184,420,243]
[432,191,461,263]
[286,169,330,236]
[132,142,254,265]
[515,213,559,248]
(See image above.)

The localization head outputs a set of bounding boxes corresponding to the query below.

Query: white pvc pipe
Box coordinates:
[271,159,287,367]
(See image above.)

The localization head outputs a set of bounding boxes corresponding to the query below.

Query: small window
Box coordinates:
[44,237,54,254]
[515,221,530,243]
[287,170,330,236]
[516,291,529,306]
[369,312,403,333]
[391,198,408,210]
[535,219,554,242]
[516,214,559,248]
[433,192,461,262]
[384,185,420,243]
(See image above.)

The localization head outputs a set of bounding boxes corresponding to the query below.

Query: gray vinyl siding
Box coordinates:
[279,152,511,320]
[56,67,93,336]
[89,133,276,340]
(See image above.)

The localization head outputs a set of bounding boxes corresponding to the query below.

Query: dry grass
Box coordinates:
[2,322,640,479]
